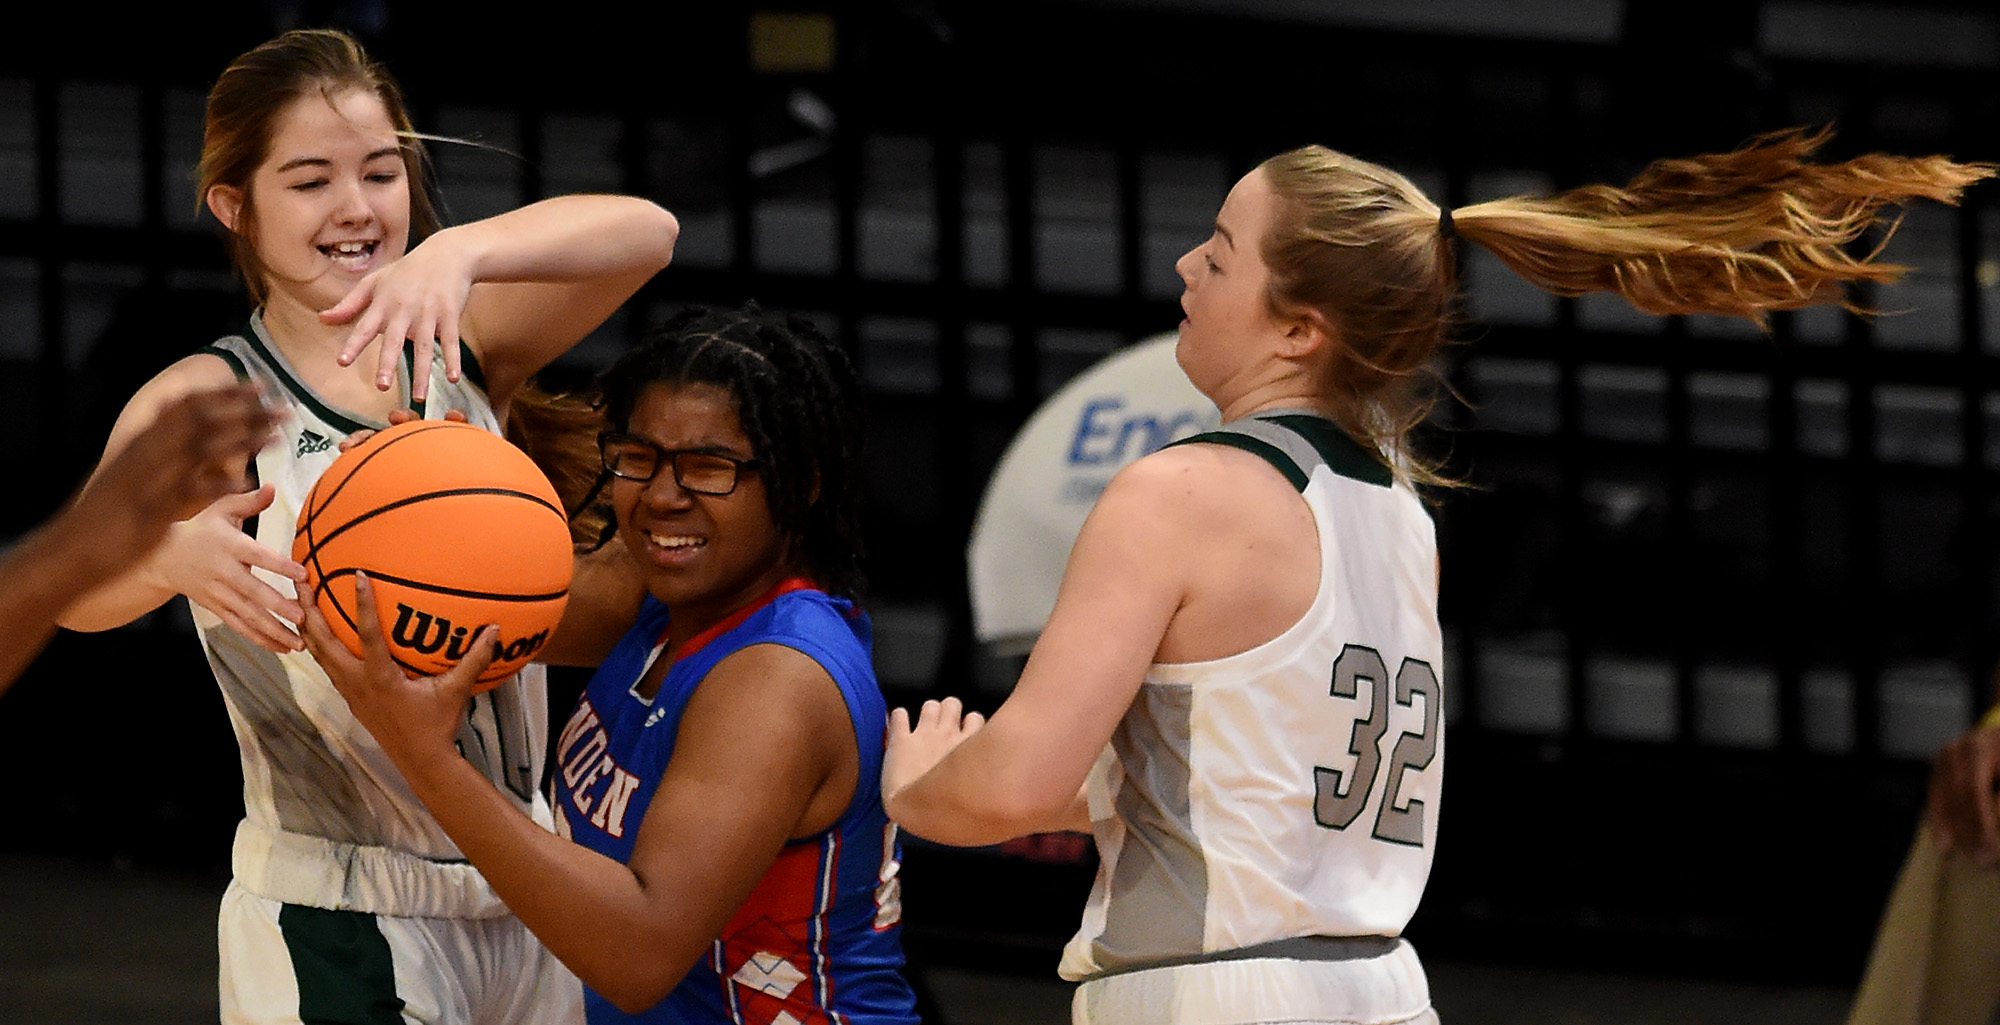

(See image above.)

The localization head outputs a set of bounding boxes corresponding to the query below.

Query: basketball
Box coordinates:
[294,418,574,691]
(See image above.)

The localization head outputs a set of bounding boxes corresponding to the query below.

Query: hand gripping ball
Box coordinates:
[294,419,573,691]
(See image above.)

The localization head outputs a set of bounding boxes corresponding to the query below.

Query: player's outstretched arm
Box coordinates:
[3,381,280,692]
[322,194,679,405]
[883,452,1196,846]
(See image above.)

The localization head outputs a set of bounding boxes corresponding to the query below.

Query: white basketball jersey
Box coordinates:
[1059,412,1444,981]
[196,313,553,915]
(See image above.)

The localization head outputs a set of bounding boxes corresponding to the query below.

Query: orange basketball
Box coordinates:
[294,418,573,691]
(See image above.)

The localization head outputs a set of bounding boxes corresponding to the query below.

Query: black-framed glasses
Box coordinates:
[598,432,760,496]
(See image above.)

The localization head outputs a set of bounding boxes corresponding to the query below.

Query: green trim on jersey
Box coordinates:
[277,904,406,1025]
[238,318,377,436]
[1172,432,1310,490]
[231,314,486,428]
[201,344,252,382]
[399,338,487,419]
[1166,412,1393,491]
[1262,413,1394,488]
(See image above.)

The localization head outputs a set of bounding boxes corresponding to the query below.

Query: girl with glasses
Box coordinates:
[306,303,920,1025]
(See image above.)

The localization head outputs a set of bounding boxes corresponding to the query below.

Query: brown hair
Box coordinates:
[1258,127,1996,485]
[196,28,440,305]
[504,381,613,546]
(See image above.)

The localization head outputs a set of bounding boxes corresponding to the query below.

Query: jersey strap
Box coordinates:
[1164,411,1392,490]
[201,343,252,382]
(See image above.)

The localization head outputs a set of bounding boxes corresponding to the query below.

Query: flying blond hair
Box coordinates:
[1257,126,1997,485]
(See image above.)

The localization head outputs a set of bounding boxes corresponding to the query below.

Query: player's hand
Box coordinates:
[302,571,497,779]
[338,407,469,452]
[158,485,310,653]
[76,381,281,559]
[321,227,475,402]
[1925,724,2000,867]
[881,697,986,816]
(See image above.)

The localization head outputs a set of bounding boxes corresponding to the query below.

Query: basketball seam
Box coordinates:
[298,486,568,564]
[318,567,570,603]
[296,420,465,538]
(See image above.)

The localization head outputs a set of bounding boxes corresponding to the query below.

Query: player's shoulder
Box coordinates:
[113,350,245,424]
[1106,435,1296,506]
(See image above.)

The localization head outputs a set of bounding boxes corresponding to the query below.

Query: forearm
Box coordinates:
[0,515,110,686]
[400,756,701,1011]
[452,195,678,284]
[53,521,180,632]
[889,729,1081,847]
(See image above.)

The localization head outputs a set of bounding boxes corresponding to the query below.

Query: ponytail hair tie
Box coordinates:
[1438,206,1457,241]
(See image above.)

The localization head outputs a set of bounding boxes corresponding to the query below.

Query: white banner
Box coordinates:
[966,332,1219,652]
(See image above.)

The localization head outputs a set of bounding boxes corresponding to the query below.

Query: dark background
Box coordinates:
[1,0,1998,1003]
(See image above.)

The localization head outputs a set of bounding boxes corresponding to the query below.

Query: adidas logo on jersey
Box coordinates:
[297,430,333,458]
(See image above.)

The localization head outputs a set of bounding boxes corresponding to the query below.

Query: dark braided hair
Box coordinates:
[592,303,868,600]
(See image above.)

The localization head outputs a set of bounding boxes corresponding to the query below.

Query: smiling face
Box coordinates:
[1172,167,1288,401]
[610,382,795,633]
[206,88,410,315]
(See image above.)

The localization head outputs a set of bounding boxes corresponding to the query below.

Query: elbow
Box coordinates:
[996,787,1079,839]
[588,966,680,1017]
[601,984,673,1018]
[645,204,680,269]
[55,604,125,634]
[580,931,703,1015]
[894,786,1069,848]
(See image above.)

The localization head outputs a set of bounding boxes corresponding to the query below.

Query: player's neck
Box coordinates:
[258,292,407,419]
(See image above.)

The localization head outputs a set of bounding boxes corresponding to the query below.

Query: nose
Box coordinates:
[1175,247,1199,289]
[638,468,697,510]
[331,178,374,225]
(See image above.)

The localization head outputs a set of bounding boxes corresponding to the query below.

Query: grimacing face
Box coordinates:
[610,382,793,633]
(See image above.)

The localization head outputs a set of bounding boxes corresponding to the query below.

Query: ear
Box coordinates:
[206,184,244,232]
[1275,309,1336,360]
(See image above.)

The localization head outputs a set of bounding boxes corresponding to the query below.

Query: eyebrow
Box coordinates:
[273,146,403,174]
[618,433,750,458]
[1214,220,1236,250]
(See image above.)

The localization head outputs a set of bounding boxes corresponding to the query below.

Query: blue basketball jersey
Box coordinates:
[552,583,918,1025]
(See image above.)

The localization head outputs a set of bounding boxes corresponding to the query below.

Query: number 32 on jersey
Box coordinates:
[1312,643,1441,847]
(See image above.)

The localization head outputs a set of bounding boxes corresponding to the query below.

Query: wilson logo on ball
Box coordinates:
[391,602,552,664]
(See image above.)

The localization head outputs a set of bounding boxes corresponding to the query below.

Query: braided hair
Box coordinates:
[592,303,868,600]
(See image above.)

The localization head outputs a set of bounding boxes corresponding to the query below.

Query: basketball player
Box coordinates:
[302,304,920,1025]
[881,131,1996,1024]
[0,381,279,694]
[56,28,677,1025]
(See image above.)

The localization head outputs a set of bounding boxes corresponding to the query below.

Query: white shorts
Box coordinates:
[219,879,583,1025]
[1071,938,1438,1025]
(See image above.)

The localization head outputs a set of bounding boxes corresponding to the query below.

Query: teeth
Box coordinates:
[649,533,702,550]
[325,241,373,256]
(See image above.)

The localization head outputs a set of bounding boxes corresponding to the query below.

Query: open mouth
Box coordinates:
[320,240,379,265]
[648,532,706,552]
